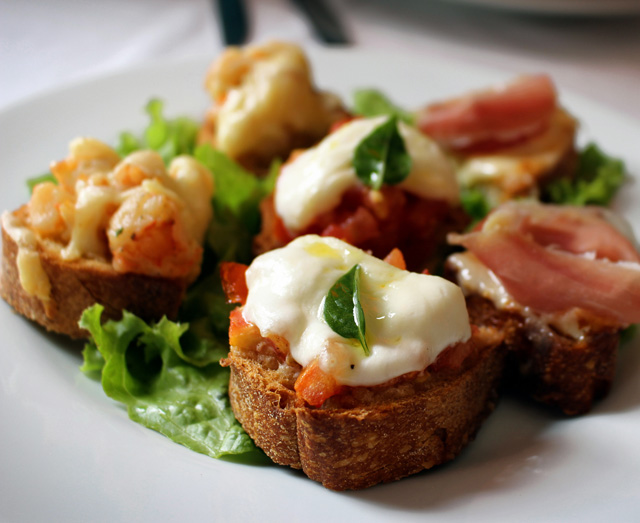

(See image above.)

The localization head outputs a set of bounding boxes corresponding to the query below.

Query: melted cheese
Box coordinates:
[62,182,121,261]
[212,42,334,162]
[457,109,577,204]
[242,235,471,386]
[275,116,458,232]
[2,212,51,302]
[167,156,215,243]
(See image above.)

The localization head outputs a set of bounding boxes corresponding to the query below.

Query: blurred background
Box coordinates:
[1,0,639,117]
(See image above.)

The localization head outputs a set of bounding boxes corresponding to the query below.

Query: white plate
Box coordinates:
[439,0,640,15]
[1,50,639,523]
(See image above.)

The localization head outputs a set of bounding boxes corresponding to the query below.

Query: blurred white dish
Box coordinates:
[441,0,640,15]
[0,49,639,522]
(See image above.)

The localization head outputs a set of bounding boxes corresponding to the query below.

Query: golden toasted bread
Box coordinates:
[222,324,506,490]
[1,210,186,338]
[465,294,619,416]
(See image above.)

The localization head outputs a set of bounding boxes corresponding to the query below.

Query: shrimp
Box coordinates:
[27,182,74,242]
[111,151,166,188]
[51,137,120,189]
[108,188,202,281]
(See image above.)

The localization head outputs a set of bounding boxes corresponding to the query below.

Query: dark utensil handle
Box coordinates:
[216,0,249,46]
[290,0,349,45]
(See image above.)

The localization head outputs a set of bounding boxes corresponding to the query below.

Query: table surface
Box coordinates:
[1,0,639,120]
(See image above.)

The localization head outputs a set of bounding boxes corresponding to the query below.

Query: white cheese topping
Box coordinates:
[274,116,458,232]
[242,235,471,386]
[2,211,51,302]
[62,182,121,261]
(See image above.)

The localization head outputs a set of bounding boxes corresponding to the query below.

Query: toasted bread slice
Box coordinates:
[465,294,619,416]
[222,324,506,490]
[1,210,186,338]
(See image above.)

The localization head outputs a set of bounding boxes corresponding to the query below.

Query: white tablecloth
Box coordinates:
[2,0,640,120]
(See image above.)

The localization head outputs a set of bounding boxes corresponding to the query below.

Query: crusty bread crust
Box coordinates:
[465,294,619,416]
[1,220,186,339]
[224,326,506,490]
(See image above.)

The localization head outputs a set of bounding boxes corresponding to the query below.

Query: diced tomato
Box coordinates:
[383,248,407,270]
[228,308,254,347]
[321,206,379,245]
[296,186,465,271]
[220,262,249,305]
[294,359,343,407]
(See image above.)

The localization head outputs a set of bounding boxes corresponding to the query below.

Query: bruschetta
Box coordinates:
[417,75,578,206]
[221,235,506,490]
[1,138,213,338]
[446,201,640,414]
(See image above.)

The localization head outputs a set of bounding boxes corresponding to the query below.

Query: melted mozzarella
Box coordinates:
[275,117,458,232]
[242,235,471,386]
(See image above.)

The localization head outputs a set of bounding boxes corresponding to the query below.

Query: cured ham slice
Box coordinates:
[449,202,640,325]
[417,75,557,150]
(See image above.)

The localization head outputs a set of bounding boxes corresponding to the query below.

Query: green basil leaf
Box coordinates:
[353,116,412,191]
[323,265,370,356]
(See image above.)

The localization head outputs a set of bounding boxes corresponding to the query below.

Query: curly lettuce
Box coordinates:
[545,143,626,206]
[80,305,255,458]
[195,144,278,263]
[116,99,200,164]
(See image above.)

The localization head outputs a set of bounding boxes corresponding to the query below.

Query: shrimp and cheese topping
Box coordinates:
[242,235,471,387]
[22,137,213,284]
[275,116,459,233]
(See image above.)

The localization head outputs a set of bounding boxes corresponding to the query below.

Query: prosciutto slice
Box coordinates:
[417,74,557,150]
[449,202,640,325]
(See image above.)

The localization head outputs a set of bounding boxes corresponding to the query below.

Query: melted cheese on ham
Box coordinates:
[448,251,586,339]
[242,235,471,386]
[274,116,458,232]
[457,109,576,205]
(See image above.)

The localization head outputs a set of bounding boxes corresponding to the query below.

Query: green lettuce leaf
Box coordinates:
[545,143,626,206]
[79,304,255,458]
[116,99,199,164]
[195,144,278,263]
[460,187,492,223]
[352,89,414,124]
